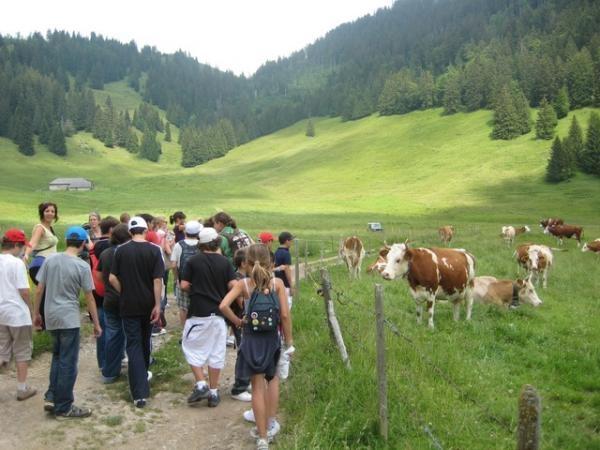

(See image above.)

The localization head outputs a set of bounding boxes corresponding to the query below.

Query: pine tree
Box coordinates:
[512,86,531,135]
[535,97,558,140]
[442,67,462,115]
[553,86,570,119]
[125,129,139,153]
[566,48,594,108]
[546,137,571,182]
[12,106,34,156]
[139,129,160,162]
[492,86,519,140]
[48,123,67,156]
[564,115,584,170]
[580,112,600,175]
[305,118,315,137]
[165,122,172,142]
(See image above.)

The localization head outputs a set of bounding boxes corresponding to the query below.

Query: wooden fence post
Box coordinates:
[517,384,541,450]
[320,268,351,369]
[375,284,389,442]
[294,238,300,301]
[304,240,309,276]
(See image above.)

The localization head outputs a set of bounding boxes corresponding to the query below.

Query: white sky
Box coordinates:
[1,0,394,76]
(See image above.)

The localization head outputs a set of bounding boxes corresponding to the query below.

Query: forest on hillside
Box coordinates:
[0,0,599,167]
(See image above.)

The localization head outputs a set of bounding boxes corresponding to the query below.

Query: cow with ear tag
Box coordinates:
[381,241,476,329]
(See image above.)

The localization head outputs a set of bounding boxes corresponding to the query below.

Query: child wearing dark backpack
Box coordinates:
[220,244,293,450]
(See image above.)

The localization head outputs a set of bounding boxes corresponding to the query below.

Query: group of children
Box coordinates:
[0,205,295,449]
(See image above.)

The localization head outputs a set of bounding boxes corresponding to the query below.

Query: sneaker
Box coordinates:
[121,356,128,366]
[268,419,281,438]
[55,405,92,420]
[17,386,37,401]
[147,371,153,382]
[231,391,252,402]
[243,408,256,423]
[151,328,167,337]
[250,427,274,443]
[43,399,54,412]
[187,384,209,404]
[256,438,269,450]
[226,335,235,347]
[101,375,119,384]
[133,398,146,408]
[207,391,220,407]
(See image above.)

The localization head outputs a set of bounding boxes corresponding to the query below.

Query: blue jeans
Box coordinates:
[102,308,125,381]
[46,328,80,413]
[122,316,152,400]
[95,306,106,369]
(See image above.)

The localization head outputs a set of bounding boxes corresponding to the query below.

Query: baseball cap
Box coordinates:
[3,228,28,246]
[198,227,219,244]
[128,216,148,231]
[258,231,274,243]
[278,231,295,244]
[65,226,88,241]
[185,220,203,236]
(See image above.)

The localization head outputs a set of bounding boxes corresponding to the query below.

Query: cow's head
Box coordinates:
[526,246,540,270]
[582,243,589,252]
[381,242,410,280]
[524,225,531,233]
[516,277,542,307]
[540,219,548,228]
[542,226,551,235]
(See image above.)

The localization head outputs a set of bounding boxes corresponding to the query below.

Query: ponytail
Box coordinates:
[247,244,272,292]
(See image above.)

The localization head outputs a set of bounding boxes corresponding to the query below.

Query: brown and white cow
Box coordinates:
[438,225,454,245]
[339,236,365,279]
[366,245,390,274]
[582,239,600,254]
[473,276,542,308]
[514,244,554,289]
[500,225,530,245]
[381,243,476,329]
[544,224,583,246]
[539,218,564,229]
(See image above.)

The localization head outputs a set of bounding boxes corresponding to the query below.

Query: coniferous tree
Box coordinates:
[580,112,600,175]
[553,86,570,119]
[12,106,35,156]
[535,97,558,140]
[165,122,172,142]
[139,129,161,162]
[48,123,67,156]
[564,115,584,170]
[492,86,519,140]
[125,129,139,153]
[38,119,51,145]
[305,118,315,137]
[566,48,594,108]
[512,86,531,135]
[442,67,462,115]
[546,137,571,182]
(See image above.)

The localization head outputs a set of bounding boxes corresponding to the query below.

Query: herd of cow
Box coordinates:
[338,218,598,329]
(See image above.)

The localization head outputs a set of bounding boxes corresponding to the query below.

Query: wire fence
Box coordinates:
[307,264,539,449]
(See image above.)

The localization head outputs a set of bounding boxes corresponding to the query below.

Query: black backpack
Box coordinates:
[245,285,280,333]
[222,229,253,253]
[178,241,199,280]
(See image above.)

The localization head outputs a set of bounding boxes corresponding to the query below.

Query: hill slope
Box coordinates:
[1,93,598,232]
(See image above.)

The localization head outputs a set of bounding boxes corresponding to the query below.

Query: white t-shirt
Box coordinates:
[170,238,199,268]
[0,253,32,327]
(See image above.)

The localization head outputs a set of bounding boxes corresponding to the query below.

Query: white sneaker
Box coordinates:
[268,419,281,438]
[147,371,153,382]
[256,438,269,450]
[243,408,255,423]
[226,335,235,347]
[232,391,252,402]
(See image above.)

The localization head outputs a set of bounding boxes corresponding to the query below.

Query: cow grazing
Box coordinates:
[381,243,476,329]
[438,225,454,245]
[582,239,600,254]
[539,218,564,229]
[514,244,554,288]
[500,225,530,245]
[544,224,583,246]
[366,245,390,274]
[339,236,365,279]
[473,276,542,308]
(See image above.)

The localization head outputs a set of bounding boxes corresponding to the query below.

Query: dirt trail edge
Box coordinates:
[0,304,253,450]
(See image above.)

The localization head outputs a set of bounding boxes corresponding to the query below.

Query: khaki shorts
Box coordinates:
[176,285,190,311]
[0,325,33,362]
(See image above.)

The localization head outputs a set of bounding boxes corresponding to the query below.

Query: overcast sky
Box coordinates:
[1,0,394,76]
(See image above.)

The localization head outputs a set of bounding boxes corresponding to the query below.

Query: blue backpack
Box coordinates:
[245,285,280,333]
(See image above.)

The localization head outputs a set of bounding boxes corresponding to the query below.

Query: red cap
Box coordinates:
[3,228,29,246]
[258,232,274,244]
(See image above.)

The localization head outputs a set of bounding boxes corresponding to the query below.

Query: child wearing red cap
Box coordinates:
[0,229,36,401]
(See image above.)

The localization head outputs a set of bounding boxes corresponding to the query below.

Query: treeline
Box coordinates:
[547,113,600,182]
[1,0,600,167]
[179,119,237,167]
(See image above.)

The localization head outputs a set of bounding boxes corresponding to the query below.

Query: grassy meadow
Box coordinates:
[0,82,599,448]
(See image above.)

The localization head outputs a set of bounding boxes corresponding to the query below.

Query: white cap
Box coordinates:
[184,220,203,236]
[128,216,148,231]
[198,227,219,244]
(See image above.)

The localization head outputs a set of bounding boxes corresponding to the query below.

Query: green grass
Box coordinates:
[1,82,599,449]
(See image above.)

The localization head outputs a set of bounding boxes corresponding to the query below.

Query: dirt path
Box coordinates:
[0,304,254,450]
